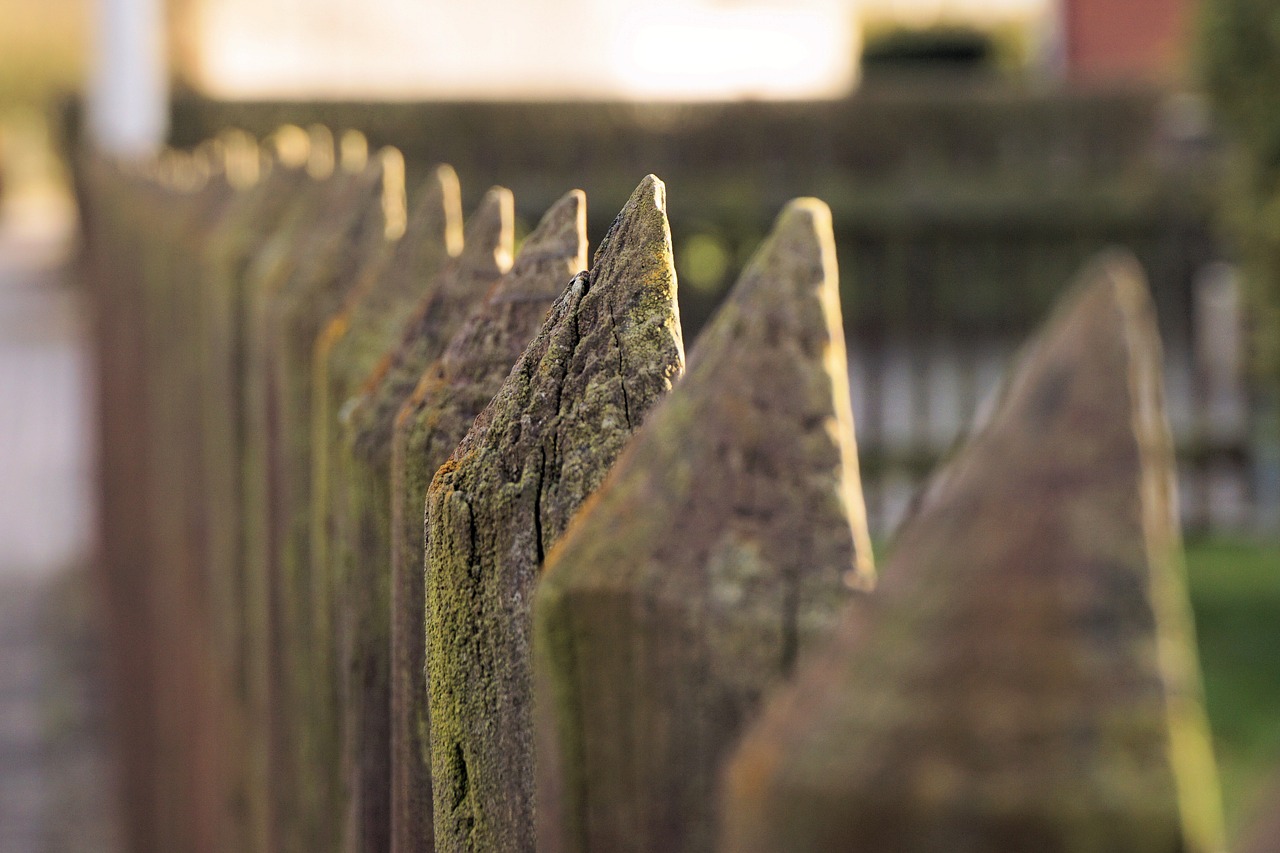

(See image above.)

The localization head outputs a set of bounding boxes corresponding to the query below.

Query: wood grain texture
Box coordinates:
[533,198,872,853]
[426,175,685,853]
[388,190,587,853]
[336,189,513,853]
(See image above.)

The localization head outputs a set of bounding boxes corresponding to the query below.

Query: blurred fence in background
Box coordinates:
[66,84,1260,534]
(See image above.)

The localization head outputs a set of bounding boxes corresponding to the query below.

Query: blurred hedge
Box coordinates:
[63,84,1219,341]
[861,25,999,79]
[1200,0,1280,384]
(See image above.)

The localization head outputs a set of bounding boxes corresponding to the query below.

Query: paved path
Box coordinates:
[0,198,118,853]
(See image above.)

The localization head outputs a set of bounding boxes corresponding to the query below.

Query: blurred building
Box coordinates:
[1052,0,1192,82]
[177,0,860,100]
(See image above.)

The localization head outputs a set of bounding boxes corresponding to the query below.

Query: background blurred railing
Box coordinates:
[63,84,1260,536]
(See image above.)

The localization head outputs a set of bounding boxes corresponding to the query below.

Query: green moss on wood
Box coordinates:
[425,174,685,853]
[332,189,513,853]
[532,198,872,853]
[388,189,586,853]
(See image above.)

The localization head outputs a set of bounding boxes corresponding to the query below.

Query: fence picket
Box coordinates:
[532,197,874,853]
[76,134,1233,853]
[719,252,1225,853]
[425,175,685,852]
[388,189,586,853]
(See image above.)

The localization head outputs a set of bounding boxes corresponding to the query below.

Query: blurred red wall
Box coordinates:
[1063,0,1191,82]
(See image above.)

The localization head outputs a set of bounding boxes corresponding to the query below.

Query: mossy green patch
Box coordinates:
[426,175,684,853]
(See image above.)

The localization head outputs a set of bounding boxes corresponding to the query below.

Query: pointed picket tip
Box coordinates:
[424,177,685,853]
[532,197,871,853]
[695,196,873,587]
[590,176,674,287]
[270,124,310,169]
[393,165,463,277]
[719,250,1226,853]
[597,174,665,257]
[718,197,832,306]
[511,189,586,270]
[306,124,336,179]
[340,129,370,172]
[595,175,665,259]
[458,186,514,278]
[577,174,684,382]
[418,164,464,258]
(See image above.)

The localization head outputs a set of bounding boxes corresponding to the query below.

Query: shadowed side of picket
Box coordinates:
[153,170,240,853]
[312,164,463,695]
[237,147,360,853]
[199,152,312,853]
[388,189,586,853]
[533,198,873,853]
[719,253,1226,853]
[337,189,513,853]
[426,174,685,853]
[128,163,235,853]
[264,153,402,853]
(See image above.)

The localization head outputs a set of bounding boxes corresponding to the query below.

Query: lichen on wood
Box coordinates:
[238,157,381,853]
[532,198,873,853]
[389,189,586,853]
[199,157,313,853]
[312,164,463,676]
[334,188,513,853]
[719,252,1226,853]
[425,174,685,853]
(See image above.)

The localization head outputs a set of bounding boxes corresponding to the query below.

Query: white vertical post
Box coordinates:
[1195,262,1247,445]
[88,0,169,157]
[1035,0,1069,82]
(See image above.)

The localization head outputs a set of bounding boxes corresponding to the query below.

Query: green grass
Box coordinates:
[1185,537,1280,837]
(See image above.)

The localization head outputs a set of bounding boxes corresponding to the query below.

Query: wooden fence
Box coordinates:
[80,127,1226,853]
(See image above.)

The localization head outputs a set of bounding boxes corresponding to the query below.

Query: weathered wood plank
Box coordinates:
[264,156,396,853]
[337,188,513,853]
[719,252,1226,853]
[312,163,463,695]
[426,174,685,853]
[80,158,160,853]
[199,153,311,853]
[238,153,365,853]
[145,167,237,853]
[297,161,462,853]
[389,189,587,853]
[532,198,873,853]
